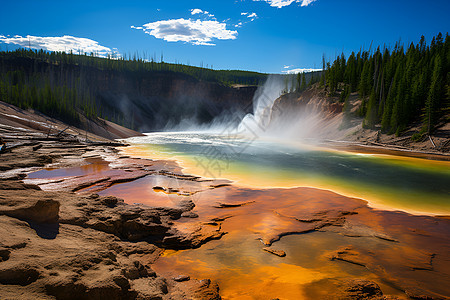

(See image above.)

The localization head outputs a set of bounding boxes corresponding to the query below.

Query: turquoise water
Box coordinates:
[123,132,450,215]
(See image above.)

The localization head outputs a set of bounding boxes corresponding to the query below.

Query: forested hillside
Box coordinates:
[322,32,449,137]
[0,49,266,129]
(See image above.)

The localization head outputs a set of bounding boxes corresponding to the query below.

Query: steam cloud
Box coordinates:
[237,74,340,142]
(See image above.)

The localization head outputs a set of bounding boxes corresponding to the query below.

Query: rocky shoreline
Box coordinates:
[0,132,230,299]
[1,128,450,299]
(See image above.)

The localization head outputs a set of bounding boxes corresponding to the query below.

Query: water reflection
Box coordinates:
[122,132,450,215]
[27,158,110,179]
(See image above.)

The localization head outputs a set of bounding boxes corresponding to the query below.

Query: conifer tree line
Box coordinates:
[0,48,266,128]
[321,32,449,136]
[0,48,265,85]
[281,71,321,94]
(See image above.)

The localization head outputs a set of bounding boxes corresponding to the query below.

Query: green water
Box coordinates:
[124,132,450,215]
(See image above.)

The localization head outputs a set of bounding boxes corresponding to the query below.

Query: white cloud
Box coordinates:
[254,0,317,8]
[270,0,296,8]
[283,65,292,69]
[235,12,257,27]
[190,8,214,18]
[282,67,322,74]
[300,0,316,6]
[191,8,204,15]
[132,18,238,46]
[247,12,258,20]
[0,35,117,57]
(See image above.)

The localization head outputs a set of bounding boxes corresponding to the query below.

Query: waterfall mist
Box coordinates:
[238,75,286,135]
[237,74,333,142]
[162,72,341,143]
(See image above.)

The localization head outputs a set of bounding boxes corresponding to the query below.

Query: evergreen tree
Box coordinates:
[424,55,443,134]
[297,72,302,91]
[301,73,307,90]
[319,54,326,87]
[320,32,449,136]
[340,90,352,129]
[359,60,372,98]
[365,89,378,129]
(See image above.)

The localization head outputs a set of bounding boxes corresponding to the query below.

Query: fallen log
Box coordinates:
[368,141,409,150]
[54,126,70,137]
[428,135,436,148]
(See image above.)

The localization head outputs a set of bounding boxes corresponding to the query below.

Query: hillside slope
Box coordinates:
[0,100,142,144]
[0,50,261,132]
[273,85,450,154]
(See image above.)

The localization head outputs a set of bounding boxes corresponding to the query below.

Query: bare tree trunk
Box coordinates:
[428,135,436,148]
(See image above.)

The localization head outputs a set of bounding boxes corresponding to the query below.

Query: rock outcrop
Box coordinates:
[0,138,224,299]
[0,214,221,300]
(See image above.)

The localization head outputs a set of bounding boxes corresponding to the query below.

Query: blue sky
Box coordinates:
[0,0,449,73]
